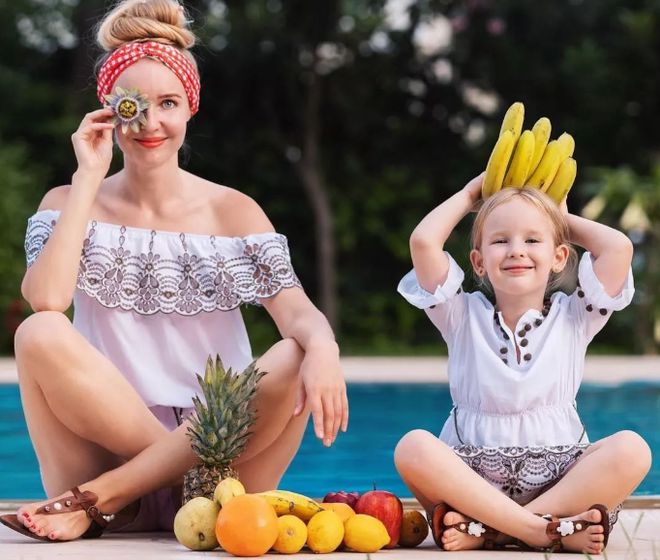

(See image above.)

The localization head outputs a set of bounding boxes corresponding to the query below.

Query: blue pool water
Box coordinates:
[1,382,658,499]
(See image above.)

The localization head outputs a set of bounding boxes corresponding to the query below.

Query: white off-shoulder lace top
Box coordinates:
[25,209,301,410]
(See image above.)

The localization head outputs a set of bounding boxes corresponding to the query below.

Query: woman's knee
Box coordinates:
[394,429,449,473]
[608,430,652,478]
[14,311,71,360]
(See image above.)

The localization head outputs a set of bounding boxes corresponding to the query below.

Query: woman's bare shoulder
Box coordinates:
[36,185,71,212]
[207,182,276,237]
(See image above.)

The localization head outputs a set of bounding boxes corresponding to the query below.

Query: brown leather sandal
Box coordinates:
[426,503,500,550]
[0,486,113,542]
[522,503,611,553]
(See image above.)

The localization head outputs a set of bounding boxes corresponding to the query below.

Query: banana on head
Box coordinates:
[525,140,564,192]
[482,130,516,198]
[528,117,551,177]
[503,129,535,188]
[499,101,525,142]
[545,157,577,203]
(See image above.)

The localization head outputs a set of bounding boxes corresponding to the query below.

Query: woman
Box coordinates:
[1,0,347,542]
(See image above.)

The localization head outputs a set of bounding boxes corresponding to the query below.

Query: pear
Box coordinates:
[173,496,219,550]
[213,477,246,508]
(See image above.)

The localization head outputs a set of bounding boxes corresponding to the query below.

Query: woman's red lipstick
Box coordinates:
[136,137,166,148]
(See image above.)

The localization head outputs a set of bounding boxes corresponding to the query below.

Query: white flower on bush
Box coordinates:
[558,520,575,536]
[467,521,486,538]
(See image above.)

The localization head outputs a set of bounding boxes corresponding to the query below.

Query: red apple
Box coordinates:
[322,491,360,509]
[355,488,403,548]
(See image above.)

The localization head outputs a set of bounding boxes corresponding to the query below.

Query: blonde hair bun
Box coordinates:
[97,0,195,51]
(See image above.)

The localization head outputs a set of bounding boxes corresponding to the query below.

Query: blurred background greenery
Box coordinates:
[0,0,658,355]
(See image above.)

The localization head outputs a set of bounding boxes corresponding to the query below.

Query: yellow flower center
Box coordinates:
[118,98,139,119]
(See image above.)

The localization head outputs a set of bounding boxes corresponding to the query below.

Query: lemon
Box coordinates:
[273,514,307,554]
[306,510,344,553]
[321,502,356,523]
[343,514,390,553]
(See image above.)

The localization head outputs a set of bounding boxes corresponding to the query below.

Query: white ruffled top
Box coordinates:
[25,209,301,409]
[398,252,634,447]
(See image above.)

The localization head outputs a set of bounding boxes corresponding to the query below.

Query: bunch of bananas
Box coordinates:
[256,489,324,521]
[482,102,577,203]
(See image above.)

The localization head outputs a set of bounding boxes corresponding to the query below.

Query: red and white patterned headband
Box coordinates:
[97,41,200,115]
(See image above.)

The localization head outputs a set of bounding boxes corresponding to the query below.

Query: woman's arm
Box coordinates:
[261,290,346,448]
[221,192,347,448]
[21,108,115,312]
[563,205,633,297]
[410,173,483,293]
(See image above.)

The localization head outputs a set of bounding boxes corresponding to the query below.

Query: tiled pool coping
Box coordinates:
[2,355,660,384]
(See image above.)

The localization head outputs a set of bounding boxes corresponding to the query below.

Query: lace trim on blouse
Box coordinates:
[25,213,301,316]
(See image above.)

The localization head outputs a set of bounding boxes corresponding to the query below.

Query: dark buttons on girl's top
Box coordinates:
[430,305,436,309]
[577,290,585,298]
[524,324,532,331]
[542,308,549,316]
[586,304,593,312]
[534,318,542,327]
[517,329,526,337]
[599,308,607,315]
[520,339,528,347]
[500,347,507,354]
[502,332,509,340]
[502,358,508,364]
[523,353,532,361]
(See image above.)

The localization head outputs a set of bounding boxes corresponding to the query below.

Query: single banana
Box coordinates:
[256,490,323,521]
[528,117,551,178]
[526,140,563,191]
[545,157,577,203]
[556,132,575,160]
[482,130,515,198]
[499,101,525,142]
[257,491,296,516]
[503,130,535,187]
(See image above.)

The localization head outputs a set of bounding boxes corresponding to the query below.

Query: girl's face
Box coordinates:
[113,58,191,166]
[470,198,569,300]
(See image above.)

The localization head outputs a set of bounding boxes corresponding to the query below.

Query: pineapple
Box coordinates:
[182,355,267,504]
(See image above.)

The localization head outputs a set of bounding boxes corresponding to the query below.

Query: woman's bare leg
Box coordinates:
[441,431,651,551]
[18,328,308,540]
[394,430,608,554]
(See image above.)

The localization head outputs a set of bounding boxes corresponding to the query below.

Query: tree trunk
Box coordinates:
[292,69,337,331]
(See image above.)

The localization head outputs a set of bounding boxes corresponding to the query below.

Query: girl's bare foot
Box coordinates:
[531,508,606,554]
[441,511,487,550]
[16,487,107,541]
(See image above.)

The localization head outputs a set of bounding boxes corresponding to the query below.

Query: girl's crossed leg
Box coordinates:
[394,429,651,554]
[12,311,310,541]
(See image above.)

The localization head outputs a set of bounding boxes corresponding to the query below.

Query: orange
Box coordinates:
[321,502,356,523]
[215,494,278,556]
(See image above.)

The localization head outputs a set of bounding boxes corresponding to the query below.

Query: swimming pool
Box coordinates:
[1,382,658,500]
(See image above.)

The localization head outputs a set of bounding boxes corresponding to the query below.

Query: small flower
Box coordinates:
[558,520,575,537]
[467,521,486,538]
[104,86,150,134]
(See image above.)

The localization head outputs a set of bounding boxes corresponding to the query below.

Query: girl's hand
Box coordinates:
[462,172,485,208]
[71,108,116,178]
[294,344,348,447]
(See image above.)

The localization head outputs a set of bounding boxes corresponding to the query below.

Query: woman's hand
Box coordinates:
[71,108,116,178]
[294,342,348,447]
[462,172,485,208]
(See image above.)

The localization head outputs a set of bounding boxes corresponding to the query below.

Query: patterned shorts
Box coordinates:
[453,444,621,526]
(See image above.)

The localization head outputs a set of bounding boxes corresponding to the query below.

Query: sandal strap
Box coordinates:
[34,486,110,530]
[446,519,498,540]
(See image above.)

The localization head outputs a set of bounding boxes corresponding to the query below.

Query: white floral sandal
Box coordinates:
[427,503,501,550]
[526,503,611,553]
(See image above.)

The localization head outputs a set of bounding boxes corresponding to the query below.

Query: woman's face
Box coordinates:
[112,58,191,166]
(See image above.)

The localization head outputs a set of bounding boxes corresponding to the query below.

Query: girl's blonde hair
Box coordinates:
[471,187,578,294]
[96,0,197,70]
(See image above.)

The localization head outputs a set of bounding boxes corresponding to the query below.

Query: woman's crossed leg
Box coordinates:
[13,311,309,540]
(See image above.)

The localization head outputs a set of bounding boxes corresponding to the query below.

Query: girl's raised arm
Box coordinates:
[410,173,483,293]
[562,201,633,297]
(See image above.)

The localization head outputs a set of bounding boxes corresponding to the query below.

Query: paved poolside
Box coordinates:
[1,503,658,559]
[2,355,660,384]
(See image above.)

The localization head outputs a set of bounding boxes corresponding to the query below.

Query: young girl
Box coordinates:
[0,0,347,543]
[394,174,651,554]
